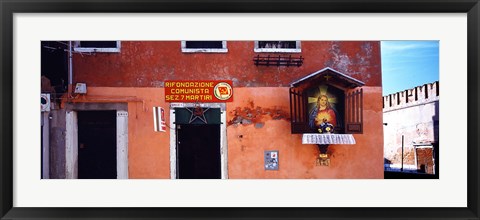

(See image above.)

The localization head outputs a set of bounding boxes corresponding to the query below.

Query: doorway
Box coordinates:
[169,104,227,179]
[177,124,221,179]
[77,110,117,179]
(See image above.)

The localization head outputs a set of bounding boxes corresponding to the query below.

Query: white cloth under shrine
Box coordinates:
[302,133,356,145]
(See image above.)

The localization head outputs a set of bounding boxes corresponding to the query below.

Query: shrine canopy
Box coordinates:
[290,67,365,91]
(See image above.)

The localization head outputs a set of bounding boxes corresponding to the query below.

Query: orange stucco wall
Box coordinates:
[67,41,383,179]
[227,87,384,179]
[82,87,171,178]
[80,85,383,179]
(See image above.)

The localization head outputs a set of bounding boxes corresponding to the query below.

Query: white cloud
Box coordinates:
[381,41,438,52]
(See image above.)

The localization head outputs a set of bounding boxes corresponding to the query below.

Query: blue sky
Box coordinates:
[381,41,439,95]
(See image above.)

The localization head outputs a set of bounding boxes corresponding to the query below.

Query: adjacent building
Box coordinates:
[383,82,439,175]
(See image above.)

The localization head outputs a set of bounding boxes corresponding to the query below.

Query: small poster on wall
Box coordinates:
[264,150,279,170]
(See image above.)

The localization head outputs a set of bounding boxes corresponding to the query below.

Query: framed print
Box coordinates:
[1,0,479,219]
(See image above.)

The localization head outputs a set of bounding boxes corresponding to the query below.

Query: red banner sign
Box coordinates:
[165,80,233,102]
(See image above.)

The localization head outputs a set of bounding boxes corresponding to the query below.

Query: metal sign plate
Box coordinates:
[264,150,279,170]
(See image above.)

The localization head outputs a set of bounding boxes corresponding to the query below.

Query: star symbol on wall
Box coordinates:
[186,106,210,124]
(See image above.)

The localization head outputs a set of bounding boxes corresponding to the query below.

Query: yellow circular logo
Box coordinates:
[214,82,233,100]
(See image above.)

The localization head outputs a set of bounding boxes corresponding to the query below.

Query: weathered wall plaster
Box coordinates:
[73,41,381,87]
[227,87,384,179]
[61,41,383,179]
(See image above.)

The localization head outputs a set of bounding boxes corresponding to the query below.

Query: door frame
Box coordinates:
[41,112,50,179]
[65,103,128,179]
[169,103,228,179]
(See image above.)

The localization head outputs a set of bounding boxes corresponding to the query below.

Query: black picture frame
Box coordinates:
[1,0,479,219]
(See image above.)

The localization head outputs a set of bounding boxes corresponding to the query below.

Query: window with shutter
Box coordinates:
[345,88,363,133]
[254,41,301,53]
[181,41,228,53]
[289,88,309,134]
[73,41,121,53]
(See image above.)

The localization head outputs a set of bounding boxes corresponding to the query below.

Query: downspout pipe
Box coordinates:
[401,135,404,172]
[68,41,73,98]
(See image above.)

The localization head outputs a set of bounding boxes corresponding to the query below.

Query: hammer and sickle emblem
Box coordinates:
[193,106,204,116]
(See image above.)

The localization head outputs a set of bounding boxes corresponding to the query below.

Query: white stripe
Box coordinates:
[153,107,158,132]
